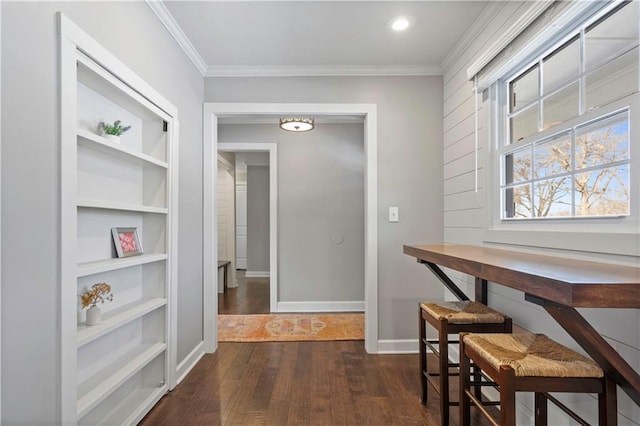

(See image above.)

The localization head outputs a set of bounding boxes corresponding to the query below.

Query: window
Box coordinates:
[499,1,638,220]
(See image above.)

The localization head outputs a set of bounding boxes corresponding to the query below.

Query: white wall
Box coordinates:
[246,165,270,274]
[208,76,444,340]
[443,3,640,424]
[1,2,203,423]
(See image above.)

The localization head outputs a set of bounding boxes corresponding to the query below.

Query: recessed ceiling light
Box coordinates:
[388,16,415,32]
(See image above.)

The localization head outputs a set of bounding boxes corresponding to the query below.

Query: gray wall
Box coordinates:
[246,165,270,273]
[209,76,445,338]
[221,123,365,302]
[1,2,203,423]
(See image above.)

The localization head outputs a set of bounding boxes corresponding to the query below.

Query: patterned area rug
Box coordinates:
[218,313,365,342]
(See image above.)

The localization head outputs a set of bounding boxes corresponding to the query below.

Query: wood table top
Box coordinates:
[403,244,640,308]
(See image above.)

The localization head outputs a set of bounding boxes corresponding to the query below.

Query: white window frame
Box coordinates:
[485,1,639,256]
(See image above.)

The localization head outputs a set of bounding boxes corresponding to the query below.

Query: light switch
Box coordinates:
[389,206,399,222]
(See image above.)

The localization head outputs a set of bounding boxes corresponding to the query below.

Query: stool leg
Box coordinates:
[534,393,547,426]
[439,319,449,426]
[472,364,482,401]
[459,335,471,426]
[599,375,617,426]
[419,309,428,405]
[499,366,516,426]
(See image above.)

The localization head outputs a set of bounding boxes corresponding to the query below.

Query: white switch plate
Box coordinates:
[389,206,399,222]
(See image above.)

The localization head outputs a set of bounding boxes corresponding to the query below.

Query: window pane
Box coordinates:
[510,65,539,113]
[574,165,630,216]
[585,1,639,71]
[586,47,639,111]
[575,113,629,170]
[534,177,572,217]
[504,184,532,218]
[543,37,579,94]
[534,134,571,179]
[505,147,531,184]
[542,82,579,130]
[510,105,538,143]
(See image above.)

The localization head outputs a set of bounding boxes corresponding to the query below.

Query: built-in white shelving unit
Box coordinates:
[59,14,178,425]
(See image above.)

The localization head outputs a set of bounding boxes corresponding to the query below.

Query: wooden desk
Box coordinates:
[218,260,231,291]
[403,244,640,406]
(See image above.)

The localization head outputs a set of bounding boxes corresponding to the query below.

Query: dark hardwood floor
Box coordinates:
[142,272,494,425]
[218,271,270,315]
[140,341,492,425]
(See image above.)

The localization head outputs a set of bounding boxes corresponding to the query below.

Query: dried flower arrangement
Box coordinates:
[98,120,131,136]
[80,282,114,309]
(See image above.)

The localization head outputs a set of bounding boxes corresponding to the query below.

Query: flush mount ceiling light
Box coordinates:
[388,15,415,32]
[279,117,314,132]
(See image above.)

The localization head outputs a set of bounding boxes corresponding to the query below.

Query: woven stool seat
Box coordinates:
[420,301,507,324]
[419,301,512,425]
[460,332,615,425]
[463,333,603,378]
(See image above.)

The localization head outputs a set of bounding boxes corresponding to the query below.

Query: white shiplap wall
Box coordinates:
[442,2,640,424]
[217,158,237,290]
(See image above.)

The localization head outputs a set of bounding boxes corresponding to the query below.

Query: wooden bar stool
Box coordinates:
[419,301,512,426]
[460,333,617,426]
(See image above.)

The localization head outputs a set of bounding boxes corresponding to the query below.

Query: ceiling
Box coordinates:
[160,1,490,77]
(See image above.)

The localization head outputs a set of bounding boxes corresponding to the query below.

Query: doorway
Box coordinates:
[203,103,378,354]
[217,148,274,316]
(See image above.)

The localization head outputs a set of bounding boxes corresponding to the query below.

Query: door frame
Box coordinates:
[203,103,378,353]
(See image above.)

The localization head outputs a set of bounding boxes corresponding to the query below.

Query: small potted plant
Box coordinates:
[80,282,114,326]
[97,120,131,144]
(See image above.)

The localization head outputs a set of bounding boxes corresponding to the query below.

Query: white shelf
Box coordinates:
[77,199,168,214]
[77,298,166,348]
[77,129,168,169]
[77,343,166,418]
[77,254,167,277]
[94,386,167,426]
[78,253,167,278]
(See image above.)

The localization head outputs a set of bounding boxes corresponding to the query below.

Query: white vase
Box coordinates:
[86,306,102,326]
[104,134,120,144]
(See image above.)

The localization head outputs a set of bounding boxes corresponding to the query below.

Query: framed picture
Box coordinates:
[111,227,143,258]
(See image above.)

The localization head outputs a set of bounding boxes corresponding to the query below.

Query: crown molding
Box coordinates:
[204,65,442,78]
[146,0,208,76]
[147,0,443,78]
[440,0,506,74]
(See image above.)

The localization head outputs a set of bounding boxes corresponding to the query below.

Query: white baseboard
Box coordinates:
[175,341,205,386]
[276,300,365,312]
[377,339,421,354]
[245,270,270,278]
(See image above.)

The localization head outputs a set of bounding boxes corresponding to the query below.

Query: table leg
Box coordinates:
[223,264,228,291]
[526,294,640,406]
[475,277,487,304]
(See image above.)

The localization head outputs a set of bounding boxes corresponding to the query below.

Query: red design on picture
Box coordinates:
[119,232,138,253]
